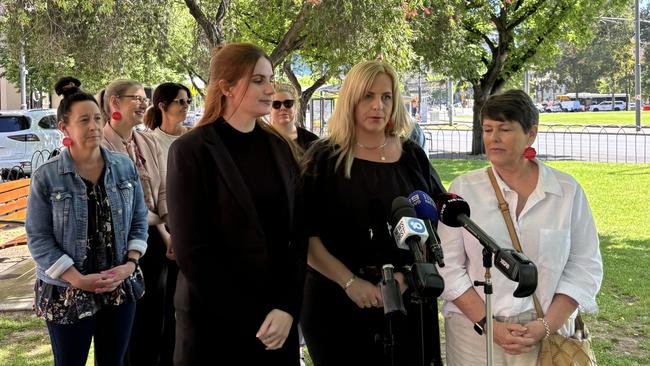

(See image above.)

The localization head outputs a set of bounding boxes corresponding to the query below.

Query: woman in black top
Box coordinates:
[166,43,306,366]
[269,83,318,150]
[300,61,444,365]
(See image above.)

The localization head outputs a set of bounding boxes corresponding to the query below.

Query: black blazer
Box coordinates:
[167,120,306,364]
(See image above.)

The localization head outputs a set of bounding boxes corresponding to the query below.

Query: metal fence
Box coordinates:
[422,124,650,163]
[0,147,62,182]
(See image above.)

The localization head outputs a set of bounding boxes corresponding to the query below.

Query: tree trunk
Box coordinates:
[471,85,488,155]
[283,62,332,129]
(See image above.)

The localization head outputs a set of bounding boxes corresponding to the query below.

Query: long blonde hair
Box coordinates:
[327,61,412,178]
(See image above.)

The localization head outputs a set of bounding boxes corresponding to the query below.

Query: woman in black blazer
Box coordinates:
[166,43,306,366]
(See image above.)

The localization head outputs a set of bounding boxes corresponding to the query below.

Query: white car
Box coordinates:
[589,101,626,111]
[0,109,62,175]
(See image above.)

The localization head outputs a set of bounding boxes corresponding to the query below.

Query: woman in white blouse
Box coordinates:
[437,90,603,365]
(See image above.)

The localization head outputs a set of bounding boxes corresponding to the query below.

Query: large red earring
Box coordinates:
[386,120,394,130]
[523,146,537,160]
[62,136,73,147]
[112,111,122,120]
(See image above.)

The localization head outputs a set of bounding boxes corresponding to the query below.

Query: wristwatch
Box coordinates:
[474,316,488,335]
[126,257,139,274]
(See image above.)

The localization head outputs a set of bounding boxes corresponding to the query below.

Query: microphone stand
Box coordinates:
[474,248,494,366]
[379,264,406,366]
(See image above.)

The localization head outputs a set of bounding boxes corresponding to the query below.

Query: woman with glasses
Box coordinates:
[99,80,172,366]
[166,43,306,365]
[269,83,318,150]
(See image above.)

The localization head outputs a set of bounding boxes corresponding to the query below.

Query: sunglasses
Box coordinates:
[173,98,192,107]
[272,100,295,109]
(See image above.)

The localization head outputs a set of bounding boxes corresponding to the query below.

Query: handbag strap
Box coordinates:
[486,167,585,331]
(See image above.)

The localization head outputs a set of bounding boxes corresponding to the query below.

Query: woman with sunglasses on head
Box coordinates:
[269,83,318,150]
[99,80,172,366]
[26,77,148,366]
[166,43,307,365]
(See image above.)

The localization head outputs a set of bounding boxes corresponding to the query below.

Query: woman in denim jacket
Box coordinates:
[26,77,148,366]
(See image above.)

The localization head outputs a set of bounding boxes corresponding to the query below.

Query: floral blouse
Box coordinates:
[35,170,131,324]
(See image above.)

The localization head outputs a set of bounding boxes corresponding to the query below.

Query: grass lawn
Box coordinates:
[1,160,648,365]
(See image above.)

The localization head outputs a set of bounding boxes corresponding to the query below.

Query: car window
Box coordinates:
[37,115,57,129]
[0,116,30,132]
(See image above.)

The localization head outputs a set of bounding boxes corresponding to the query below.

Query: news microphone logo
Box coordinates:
[393,217,429,250]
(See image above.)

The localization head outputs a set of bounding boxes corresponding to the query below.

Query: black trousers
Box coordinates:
[126,226,178,366]
[47,302,136,366]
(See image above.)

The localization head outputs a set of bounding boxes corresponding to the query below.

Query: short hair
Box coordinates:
[99,79,143,122]
[196,43,271,127]
[327,60,412,178]
[54,76,99,125]
[144,82,192,130]
[481,89,538,133]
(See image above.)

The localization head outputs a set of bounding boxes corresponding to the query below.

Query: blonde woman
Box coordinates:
[99,80,173,366]
[269,83,318,149]
[300,60,444,365]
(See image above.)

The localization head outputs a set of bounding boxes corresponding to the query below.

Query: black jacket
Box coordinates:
[167,120,306,365]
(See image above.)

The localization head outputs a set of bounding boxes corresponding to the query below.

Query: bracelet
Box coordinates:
[343,275,356,290]
[538,317,551,339]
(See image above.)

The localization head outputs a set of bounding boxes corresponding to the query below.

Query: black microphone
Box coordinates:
[380,264,406,316]
[389,197,428,262]
[408,190,445,267]
[435,193,538,298]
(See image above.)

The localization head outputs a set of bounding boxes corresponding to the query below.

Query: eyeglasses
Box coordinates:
[173,98,192,107]
[272,100,295,109]
[120,95,150,106]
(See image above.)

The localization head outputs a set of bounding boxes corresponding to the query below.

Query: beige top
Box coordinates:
[151,127,189,165]
[102,124,168,220]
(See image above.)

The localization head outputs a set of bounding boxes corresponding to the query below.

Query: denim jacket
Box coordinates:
[27,146,148,287]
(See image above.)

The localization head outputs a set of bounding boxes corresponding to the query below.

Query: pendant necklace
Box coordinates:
[356,138,389,161]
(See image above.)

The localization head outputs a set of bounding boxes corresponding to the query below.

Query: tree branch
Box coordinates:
[507,0,548,31]
[462,21,496,53]
[184,0,230,47]
[269,2,311,66]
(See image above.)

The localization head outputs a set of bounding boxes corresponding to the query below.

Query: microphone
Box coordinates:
[434,193,538,298]
[389,197,428,262]
[408,190,445,267]
[380,264,406,316]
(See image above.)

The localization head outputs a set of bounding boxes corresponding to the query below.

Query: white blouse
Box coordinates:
[437,161,603,323]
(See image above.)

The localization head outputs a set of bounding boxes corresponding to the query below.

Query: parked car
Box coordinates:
[545,104,562,113]
[589,101,626,111]
[559,100,584,112]
[0,109,62,175]
[628,103,650,111]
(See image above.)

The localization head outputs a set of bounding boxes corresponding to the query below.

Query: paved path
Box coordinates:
[0,245,35,312]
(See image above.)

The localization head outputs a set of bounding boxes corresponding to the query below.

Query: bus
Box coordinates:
[556,92,629,108]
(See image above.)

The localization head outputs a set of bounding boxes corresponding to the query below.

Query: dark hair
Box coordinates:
[143,82,191,130]
[196,43,272,127]
[54,76,99,124]
[481,89,539,133]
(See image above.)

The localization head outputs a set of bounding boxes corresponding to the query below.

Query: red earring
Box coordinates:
[386,120,394,130]
[62,136,73,147]
[112,111,122,120]
[523,146,537,160]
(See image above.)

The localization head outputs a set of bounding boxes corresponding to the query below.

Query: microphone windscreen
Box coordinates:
[390,196,417,227]
[434,193,471,227]
[408,190,439,223]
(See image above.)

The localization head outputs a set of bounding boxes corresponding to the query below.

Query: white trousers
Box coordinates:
[445,311,541,366]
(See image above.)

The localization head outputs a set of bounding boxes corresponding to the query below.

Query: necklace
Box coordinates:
[356,138,389,161]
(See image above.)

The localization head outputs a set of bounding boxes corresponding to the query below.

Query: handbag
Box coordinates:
[123,267,146,302]
[486,167,596,366]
